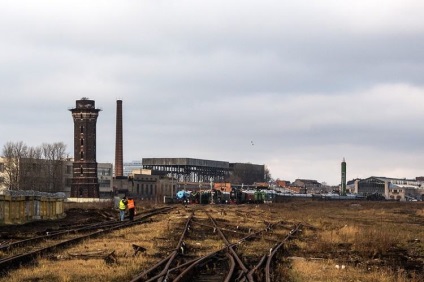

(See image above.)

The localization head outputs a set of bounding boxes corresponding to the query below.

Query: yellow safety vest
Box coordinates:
[119,200,127,210]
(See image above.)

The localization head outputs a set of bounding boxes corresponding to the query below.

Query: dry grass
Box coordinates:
[308,222,403,256]
[278,201,424,282]
[416,208,424,217]
[1,209,190,282]
[1,201,423,281]
[286,258,421,282]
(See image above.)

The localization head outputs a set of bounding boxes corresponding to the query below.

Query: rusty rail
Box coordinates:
[206,211,252,282]
[265,223,303,282]
[130,213,194,282]
[0,207,174,276]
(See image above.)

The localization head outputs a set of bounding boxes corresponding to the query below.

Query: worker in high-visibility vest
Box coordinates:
[127,197,135,221]
[119,196,127,221]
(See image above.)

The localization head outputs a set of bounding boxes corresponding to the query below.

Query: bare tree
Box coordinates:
[226,163,266,185]
[41,142,67,192]
[224,173,242,185]
[2,141,67,192]
[264,165,272,182]
[1,142,16,189]
[19,145,43,191]
[2,141,28,190]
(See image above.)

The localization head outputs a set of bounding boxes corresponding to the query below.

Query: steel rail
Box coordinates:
[172,212,267,282]
[206,212,252,282]
[0,207,174,276]
[132,210,290,282]
[224,252,236,282]
[0,206,174,253]
[172,250,225,282]
[265,223,303,282]
[140,215,229,282]
[1,220,125,252]
[191,220,280,243]
[245,253,267,282]
[172,225,276,282]
[131,213,194,282]
[130,253,174,282]
[155,213,194,282]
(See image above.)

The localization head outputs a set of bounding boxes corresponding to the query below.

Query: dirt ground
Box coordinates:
[0,207,118,239]
[0,201,423,281]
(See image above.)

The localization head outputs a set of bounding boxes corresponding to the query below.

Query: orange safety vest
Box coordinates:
[127,199,135,209]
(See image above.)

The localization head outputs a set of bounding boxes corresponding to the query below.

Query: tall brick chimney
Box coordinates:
[115,99,123,177]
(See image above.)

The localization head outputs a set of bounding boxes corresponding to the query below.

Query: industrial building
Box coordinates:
[142,158,229,183]
[291,179,322,194]
[351,176,424,201]
[123,160,143,176]
[3,97,424,203]
[112,168,176,203]
[141,158,265,185]
[0,157,112,198]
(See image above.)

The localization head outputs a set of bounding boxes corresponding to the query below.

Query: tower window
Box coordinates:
[80,126,84,133]
[80,166,83,175]
[80,151,84,159]
[80,138,84,146]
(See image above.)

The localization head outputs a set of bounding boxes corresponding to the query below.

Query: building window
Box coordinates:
[80,166,83,175]
[80,138,84,146]
[80,126,84,133]
[99,180,111,187]
[98,167,111,176]
[80,151,84,159]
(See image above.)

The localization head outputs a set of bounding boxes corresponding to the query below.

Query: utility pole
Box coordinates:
[210,178,214,204]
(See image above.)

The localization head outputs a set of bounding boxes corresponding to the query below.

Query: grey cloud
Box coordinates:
[2,1,424,185]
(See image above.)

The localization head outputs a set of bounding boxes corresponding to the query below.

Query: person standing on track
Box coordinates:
[127,197,135,221]
[119,196,128,221]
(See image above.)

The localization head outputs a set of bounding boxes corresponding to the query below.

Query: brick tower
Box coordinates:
[69,98,101,198]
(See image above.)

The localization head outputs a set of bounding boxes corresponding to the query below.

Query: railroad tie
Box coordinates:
[132,244,147,256]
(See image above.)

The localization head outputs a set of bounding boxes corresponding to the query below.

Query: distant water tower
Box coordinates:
[69,98,101,198]
[341,158,347,196]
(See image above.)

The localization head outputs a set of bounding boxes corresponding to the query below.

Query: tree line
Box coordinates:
[1,141,68,192]
[224,163,272,185]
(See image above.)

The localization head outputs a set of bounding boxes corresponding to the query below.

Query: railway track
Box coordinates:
[131,206,305,281]
[0,206,174,275]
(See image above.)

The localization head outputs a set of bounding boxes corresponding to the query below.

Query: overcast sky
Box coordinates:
[1,1,424,185]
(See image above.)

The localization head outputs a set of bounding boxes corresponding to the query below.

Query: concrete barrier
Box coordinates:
[0,192,65,225]
[67,197,111,203]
